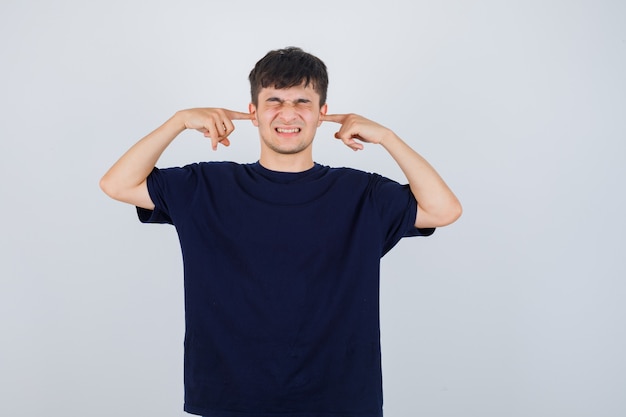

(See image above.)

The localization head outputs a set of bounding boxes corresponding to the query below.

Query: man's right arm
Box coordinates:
[99,108,252,209]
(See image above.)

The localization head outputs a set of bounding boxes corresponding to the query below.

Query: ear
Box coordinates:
[249,103,259,127]
[318,103,328,127]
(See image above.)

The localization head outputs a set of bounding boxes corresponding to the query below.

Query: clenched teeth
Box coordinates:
[276,128,301,133]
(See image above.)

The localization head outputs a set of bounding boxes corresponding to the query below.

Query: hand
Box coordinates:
[322,113,392,151]
[178,108,253,150]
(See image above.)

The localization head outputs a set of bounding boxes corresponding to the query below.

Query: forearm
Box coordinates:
[380,132,462,228]
[100,112,185,201]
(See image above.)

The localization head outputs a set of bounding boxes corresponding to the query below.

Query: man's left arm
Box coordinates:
[323,113,462,228]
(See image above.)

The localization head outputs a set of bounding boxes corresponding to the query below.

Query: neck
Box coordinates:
[258,151,314,173]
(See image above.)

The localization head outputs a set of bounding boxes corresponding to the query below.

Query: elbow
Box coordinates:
[445,200,463,226]
[433,202,462,227]
[99,174,152,209]
[99,175,111,196]
[99,174,121,201]
[417,199,462,228]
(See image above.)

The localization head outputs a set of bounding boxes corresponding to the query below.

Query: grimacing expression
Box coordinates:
[250,84,328,156]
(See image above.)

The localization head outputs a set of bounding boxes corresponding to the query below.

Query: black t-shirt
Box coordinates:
[138,161,434,417]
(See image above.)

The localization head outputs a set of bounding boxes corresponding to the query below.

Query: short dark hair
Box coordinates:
[248,47,328,106]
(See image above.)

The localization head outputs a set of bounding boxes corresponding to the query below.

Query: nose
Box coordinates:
[277,102,298,122]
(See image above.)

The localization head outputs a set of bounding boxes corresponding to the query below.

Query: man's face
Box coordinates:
[249,83,327,156]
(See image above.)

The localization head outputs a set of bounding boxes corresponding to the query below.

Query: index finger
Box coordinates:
[321,114,348,124]
[224,110,255,120]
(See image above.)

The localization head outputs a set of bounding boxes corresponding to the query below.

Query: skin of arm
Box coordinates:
[322,113,462,229]
[99,108,252,209]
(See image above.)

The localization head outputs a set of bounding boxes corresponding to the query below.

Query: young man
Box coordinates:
[101,47,461,417]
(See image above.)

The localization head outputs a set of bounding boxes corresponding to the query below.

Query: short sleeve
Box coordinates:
[370,174,435,255]
[136,166,198,225]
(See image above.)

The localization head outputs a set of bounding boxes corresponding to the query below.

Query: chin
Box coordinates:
[264,141,310,155]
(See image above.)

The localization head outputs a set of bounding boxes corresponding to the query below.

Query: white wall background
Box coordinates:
[1,1,625,416]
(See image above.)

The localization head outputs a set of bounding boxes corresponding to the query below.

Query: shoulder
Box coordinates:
[323,165,375,180]
[157,161,246,178]
[149,161,247,191]
[185,160,243,172]
[323,165,398,188]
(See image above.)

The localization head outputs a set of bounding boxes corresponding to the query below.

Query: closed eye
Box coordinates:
[265,97,312,106]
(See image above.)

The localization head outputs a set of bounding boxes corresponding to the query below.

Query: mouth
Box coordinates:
[275,127,301,134]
